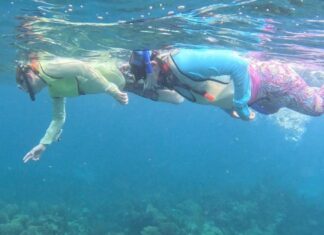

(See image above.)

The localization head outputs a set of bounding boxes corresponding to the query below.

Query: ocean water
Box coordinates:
[0,0,324,234]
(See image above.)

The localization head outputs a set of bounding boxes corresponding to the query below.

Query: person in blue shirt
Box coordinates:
[130,49,324,120]
[130,49,255,120]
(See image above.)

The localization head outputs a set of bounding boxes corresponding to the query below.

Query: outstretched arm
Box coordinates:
[156,89,184,104]
[124,77,184,104]
[23,97,66,163]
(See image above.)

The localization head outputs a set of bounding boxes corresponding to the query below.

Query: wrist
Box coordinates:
[40,143,47,149]
[234,105,251,120]
[105,83,119,94]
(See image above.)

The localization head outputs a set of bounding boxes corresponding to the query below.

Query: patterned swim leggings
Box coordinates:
[251,61,324,116]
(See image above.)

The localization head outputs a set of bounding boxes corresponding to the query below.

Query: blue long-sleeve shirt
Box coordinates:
[172,49,251,119]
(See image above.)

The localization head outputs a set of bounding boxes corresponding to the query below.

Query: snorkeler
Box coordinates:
[17,53,183,163]
[129,48,324,120]
[120,50,184,104]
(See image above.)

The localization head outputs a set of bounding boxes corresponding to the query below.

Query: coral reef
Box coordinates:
[0,183,323,235]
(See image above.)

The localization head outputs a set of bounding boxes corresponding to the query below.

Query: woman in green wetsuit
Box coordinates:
[17,53,183,163]
[17,53,129,163]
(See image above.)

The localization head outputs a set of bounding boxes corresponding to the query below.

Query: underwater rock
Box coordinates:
[145,203,167,224]
[202,223,224,235]
[172,200,204,233]
[11,214,29,227]
[0,211,9,224]
[106,233,125,235]
[0,220,24,235]
[159,222,183,235]
[20,226,42,235]
[178,200,204,221]
[66,220,86,234]
[4,204,19,219]
[176,200,203,218]
[26,201,41,217]
[185,222,199,234]
[242,225,263,235]
[140,226,161,235]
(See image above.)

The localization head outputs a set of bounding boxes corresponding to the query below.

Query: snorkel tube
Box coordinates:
[142,50,153,75]
[129,50,154,80]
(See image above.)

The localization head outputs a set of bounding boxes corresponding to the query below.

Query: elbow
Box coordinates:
[173,95,185,104]
[59,117,66,126]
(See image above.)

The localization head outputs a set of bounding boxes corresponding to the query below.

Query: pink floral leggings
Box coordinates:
[250,61,324,116]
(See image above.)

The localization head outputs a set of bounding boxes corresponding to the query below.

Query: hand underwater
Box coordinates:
[106,84,129,105]
[23,144,47,163]
[113,90,129,105]
[231,109,256,121]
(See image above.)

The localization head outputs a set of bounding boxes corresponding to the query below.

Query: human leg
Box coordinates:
[252,61,324,116]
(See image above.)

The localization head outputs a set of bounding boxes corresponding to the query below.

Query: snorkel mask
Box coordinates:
[16,64,36,101]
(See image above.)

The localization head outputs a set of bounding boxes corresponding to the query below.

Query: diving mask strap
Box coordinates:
[23,74,36,101]
[19,64,36,101]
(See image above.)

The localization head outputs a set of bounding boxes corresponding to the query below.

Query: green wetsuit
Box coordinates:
[38,57,125,145]
[39,58,125,97]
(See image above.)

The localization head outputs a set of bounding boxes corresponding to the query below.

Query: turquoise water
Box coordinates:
[0,0,324,234]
